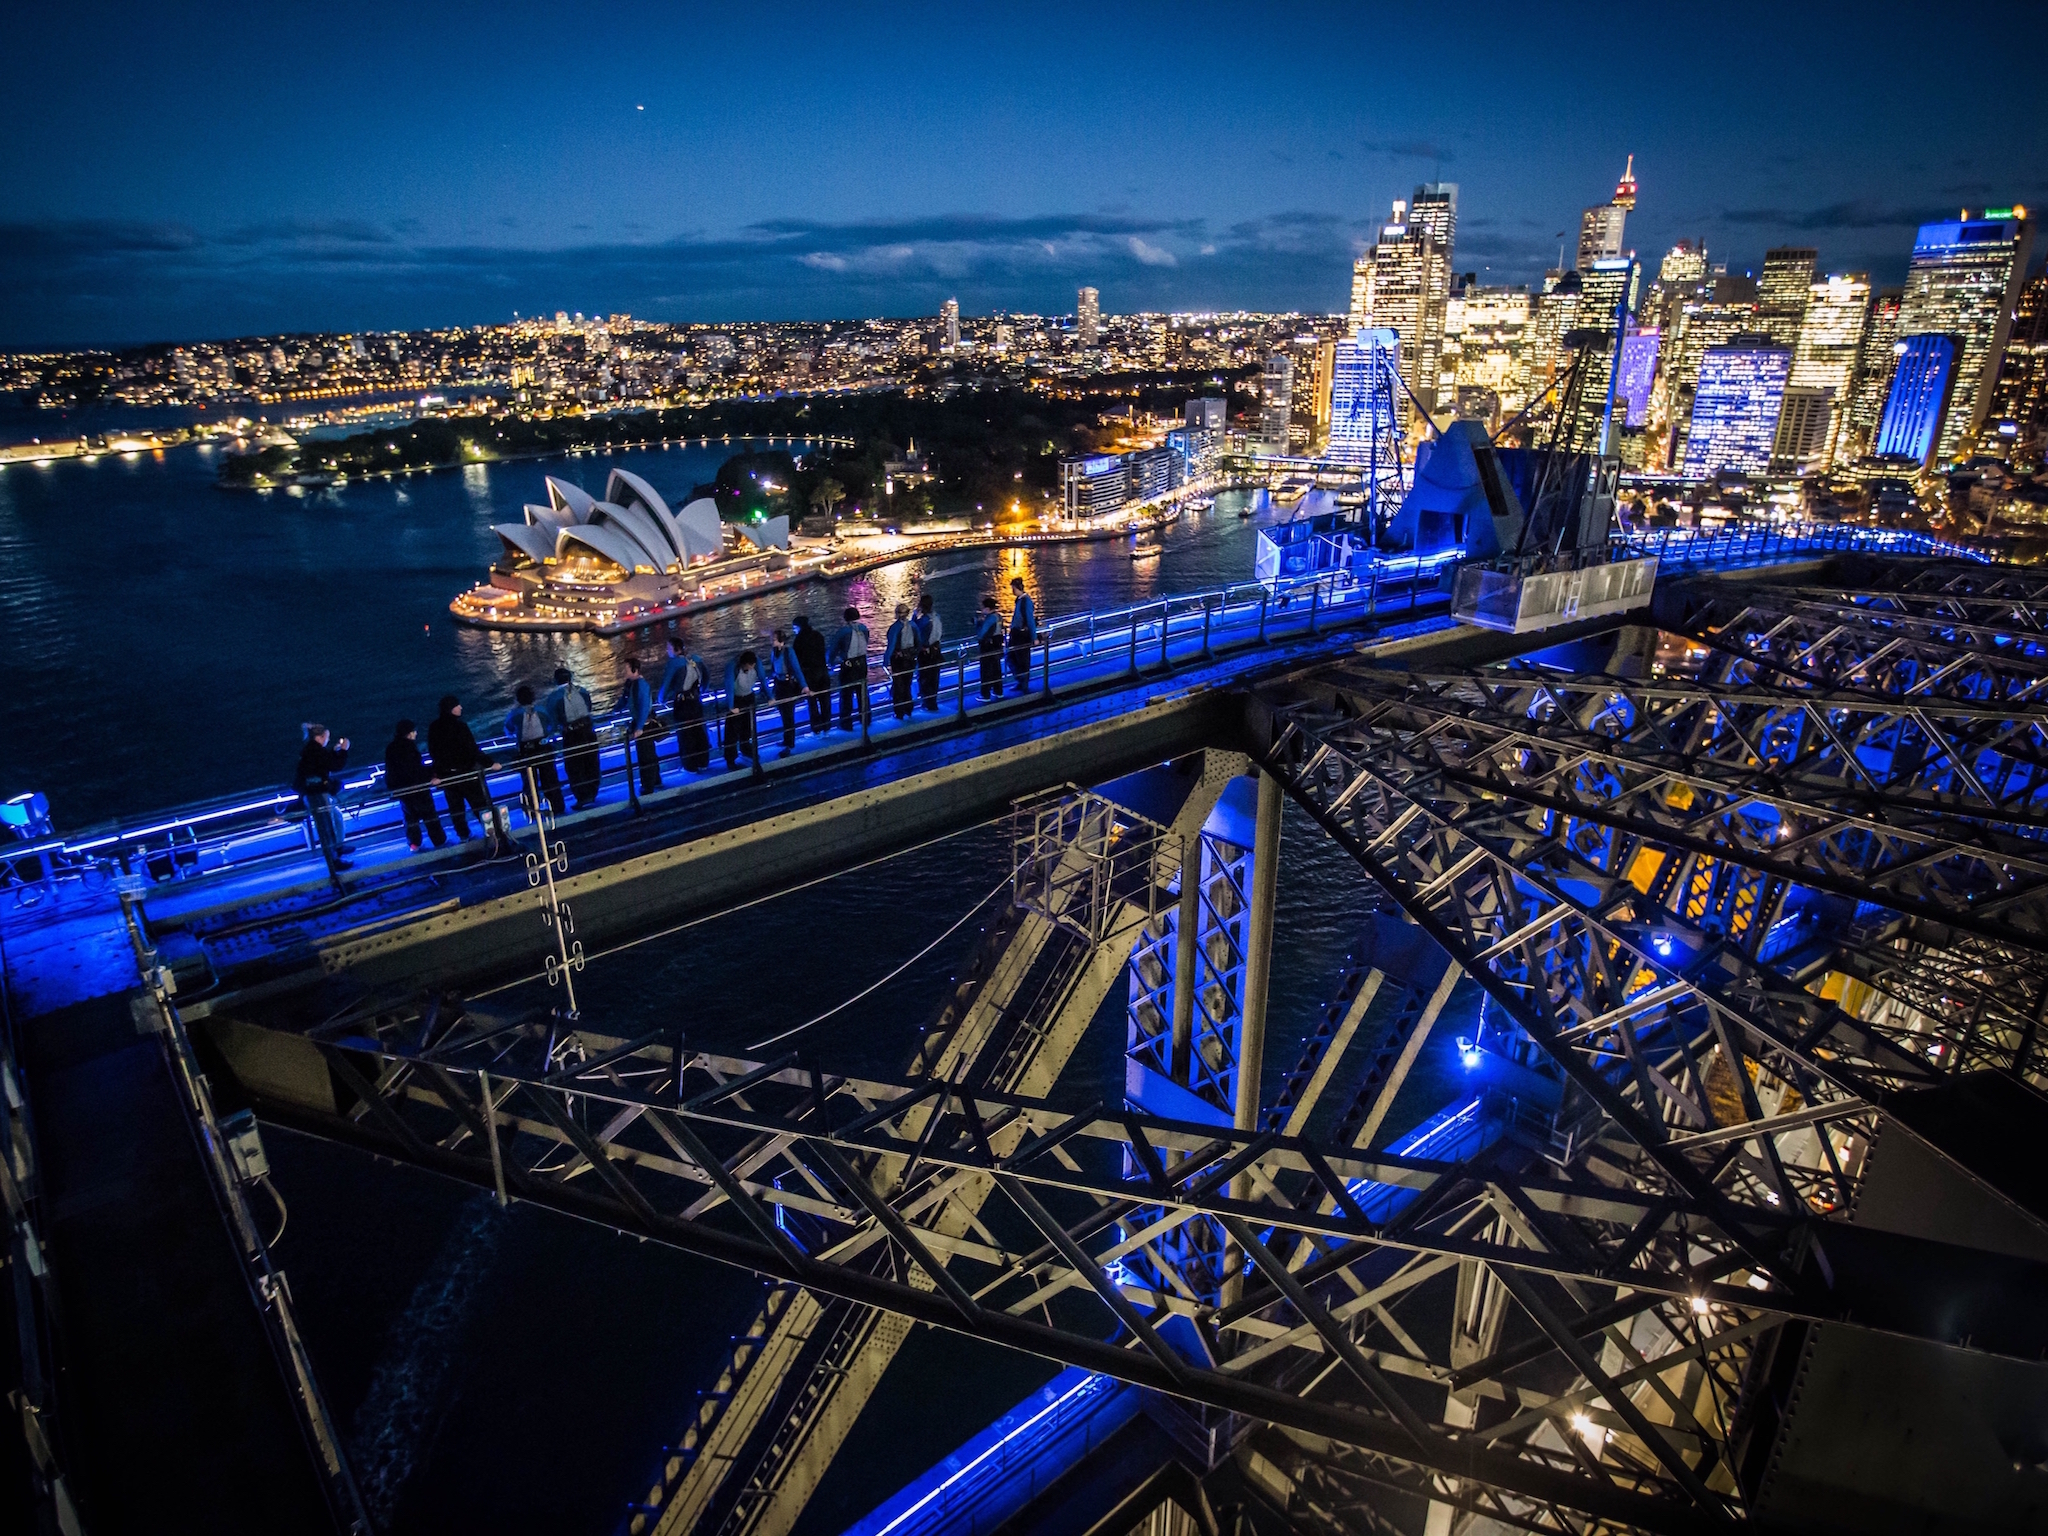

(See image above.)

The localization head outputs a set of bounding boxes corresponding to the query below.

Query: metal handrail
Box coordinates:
[0,559,1465,902]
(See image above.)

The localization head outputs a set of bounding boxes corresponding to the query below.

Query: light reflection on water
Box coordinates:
[0,438,1263,824]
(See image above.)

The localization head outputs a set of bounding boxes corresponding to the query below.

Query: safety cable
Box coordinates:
[468,816,1000,1000]
[746,869,1012,1051]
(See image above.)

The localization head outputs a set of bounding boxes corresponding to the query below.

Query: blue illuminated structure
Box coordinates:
[1324,327,1407,527]
[1874,333,1960,467]
[1616,327,1659,429]
[1681,337,1792,477]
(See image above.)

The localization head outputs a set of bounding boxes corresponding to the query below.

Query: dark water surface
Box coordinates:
[2,444,1478,1533]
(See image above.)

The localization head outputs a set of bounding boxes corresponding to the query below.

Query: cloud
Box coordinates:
[0,207,1361,345]
[1360,137,1452,163]
[1718,200,1953,231]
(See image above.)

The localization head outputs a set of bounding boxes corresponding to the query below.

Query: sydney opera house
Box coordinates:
[451,467,801,633]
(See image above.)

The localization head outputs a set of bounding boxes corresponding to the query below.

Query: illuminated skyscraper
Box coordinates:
[1770,386,1834,474]
[941,298,960,350]
[1353,195,1453,418]
[1790,273,1872,469]
[1258,352,1294,454]
[1757,248,1817,349]
[1660,240,1706,288]
[1076,287,1100,348]
[1325,328,1404,490]
[1846,288,1903,457]
[1518,273,1581,421]
[1288,335,1337,453]
[1561,257,1640,452]
[1616,328,1661,428]
[1896,209,2033,462]
[1444,286,1536,423]
[1875,334,1961,467]
[1986,273,2048,464]
[1682,337,1792,477]
[1578,204,1627,271]
[1664,294,1760,469]
[1612,154,1637,212]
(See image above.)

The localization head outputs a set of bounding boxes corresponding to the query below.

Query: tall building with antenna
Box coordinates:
[1576,157,1636,272]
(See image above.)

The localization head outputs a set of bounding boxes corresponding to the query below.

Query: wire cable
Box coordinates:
[468,816,1001,1000]
[747,869,1012,1051]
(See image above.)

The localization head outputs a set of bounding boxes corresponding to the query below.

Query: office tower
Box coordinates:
[1518,273,1582,420]
[1771,386,1834,474]
[1757,248,1818,348]
[1875,334,1962,467]
[1616,328,1661,428]
[1663,293,1760,468]
[1682,337,1793,477]
[1788,273,1871,470]
[941,298,960,350]
[1444,286,1536,423]
[1641,240,1708,332]
[1846,288,1904,455]
[1986,273,2048,463]
[1579,203,1627,271]
[1077,287,1100,347]
[1561,256,1640,452]
[1660,240,1707,288]
[1325,329,1403,463]
[1897,209,2033,462]
[1289,335,1337,452]
[1185,397,1226,432]
[1354,197,1452,418]
[1259,352,1295,454]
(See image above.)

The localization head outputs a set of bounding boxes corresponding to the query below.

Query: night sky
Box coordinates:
[7,0,2047,347]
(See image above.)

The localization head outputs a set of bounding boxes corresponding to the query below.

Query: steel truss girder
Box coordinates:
[1298,665,2048,1055]
[225,1006,1917,1535]
[1671,586,2048,706]
[1260,697,1942,1164]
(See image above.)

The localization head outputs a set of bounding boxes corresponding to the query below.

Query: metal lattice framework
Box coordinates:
[1269,663,2048,1080]
[209,974,2048,1536]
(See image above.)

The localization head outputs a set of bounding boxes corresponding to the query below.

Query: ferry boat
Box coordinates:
[1130,542,1162,562]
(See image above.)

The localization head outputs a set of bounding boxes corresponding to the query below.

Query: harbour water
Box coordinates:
[0,437,1476,1533]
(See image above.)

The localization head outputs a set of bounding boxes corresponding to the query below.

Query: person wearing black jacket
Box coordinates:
[791,614,831,736]
[427,695,505,848]
[294,724,352,874]
[383,719,447,852]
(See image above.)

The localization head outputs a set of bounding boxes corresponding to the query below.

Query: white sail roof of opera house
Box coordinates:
[674,497,724,561]
[493,472,735,576]
[590,499,681,572]
[492,521,557,567]
[545,476,598,520]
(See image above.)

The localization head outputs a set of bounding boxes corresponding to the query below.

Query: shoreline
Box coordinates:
[447,502,1206,635]
[220,428,855,490]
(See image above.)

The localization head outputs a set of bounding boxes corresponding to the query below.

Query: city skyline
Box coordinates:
[7,0,2048,347]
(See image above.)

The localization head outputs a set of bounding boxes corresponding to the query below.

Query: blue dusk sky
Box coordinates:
[5,0,2046,347]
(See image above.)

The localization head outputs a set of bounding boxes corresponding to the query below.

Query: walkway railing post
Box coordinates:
[957,650,968,719]
[1128,611,1140,673]
[1159,600,1171,668]
[860,676,872,751]
[1258,588,1270,643]
[1308,579,1321,638]
[750,699,764,779]
[1201,595,1213,659]
[1040,631,1054,697]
